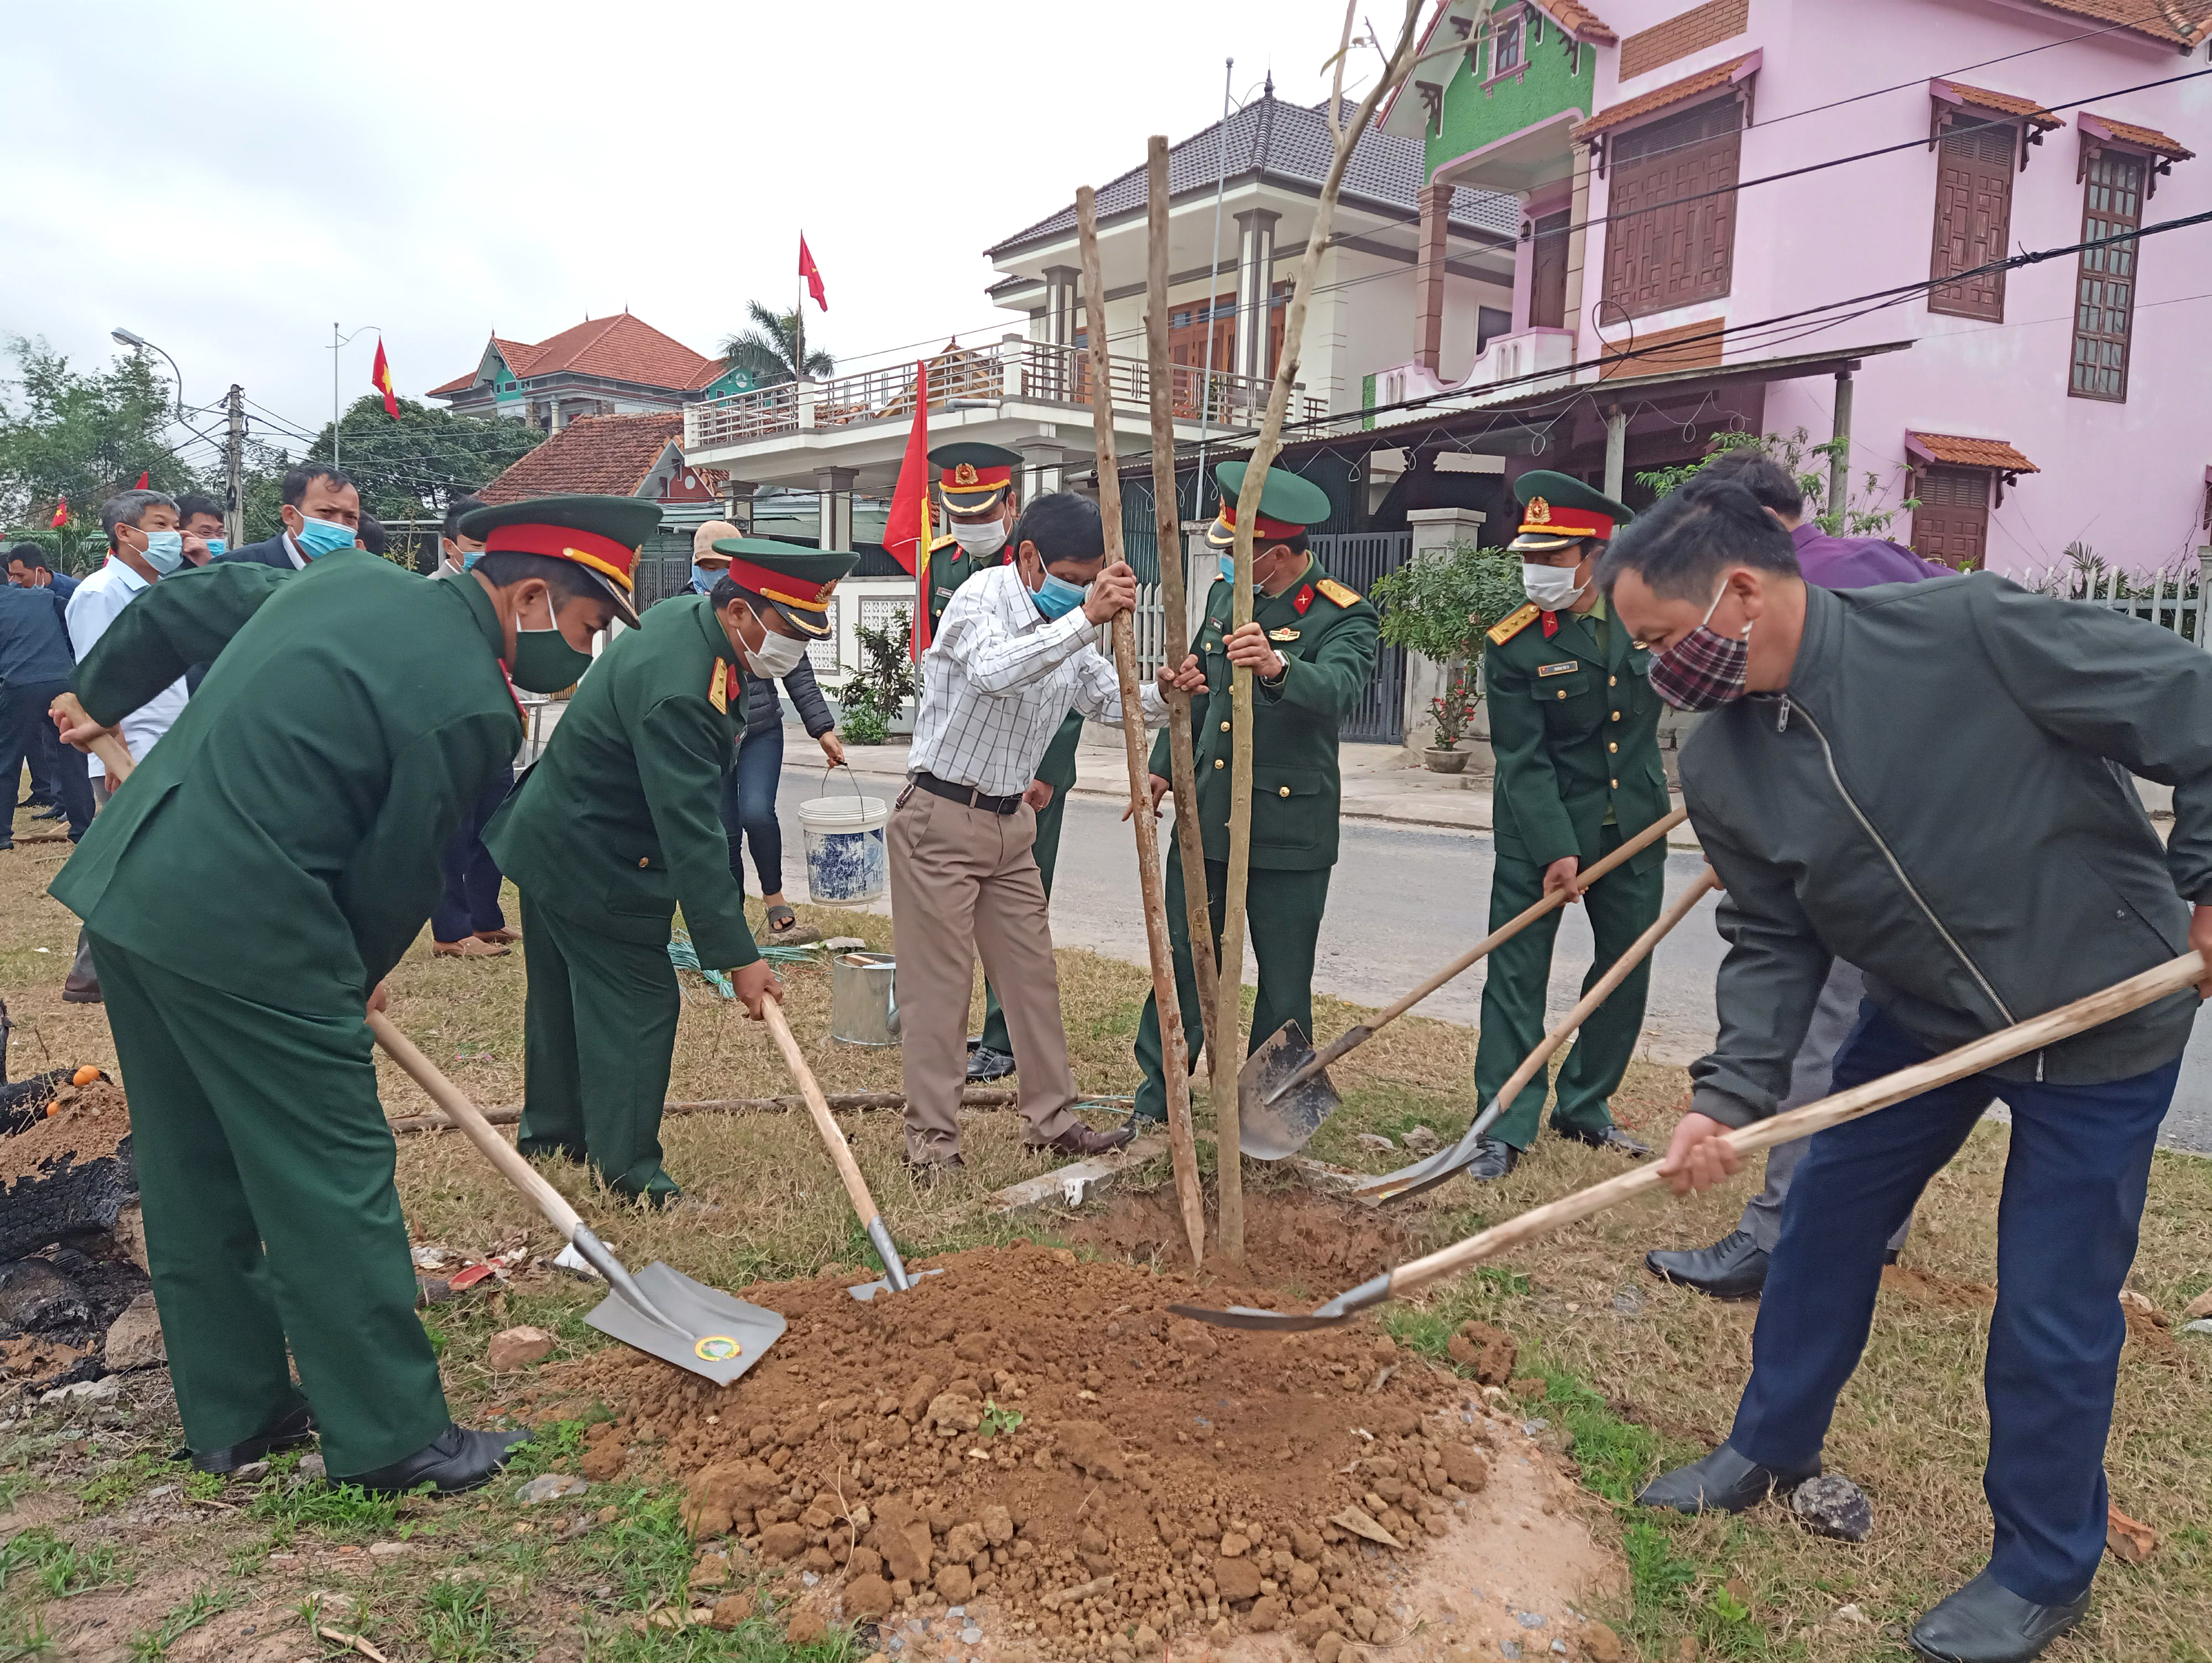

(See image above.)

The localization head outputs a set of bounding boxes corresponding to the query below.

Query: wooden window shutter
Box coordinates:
[2069,150,2143,402]
[1911,466,1991,569]
[1928,121,2016,321]
[1600,97,1743,322]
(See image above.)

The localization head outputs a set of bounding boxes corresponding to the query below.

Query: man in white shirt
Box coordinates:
[60,489,207,1001]
[894,492,1199,1169]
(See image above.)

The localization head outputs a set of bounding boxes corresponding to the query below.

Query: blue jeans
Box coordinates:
[1729,1001,2181,1606]
[719,723,785,896]
[431,768,511,942]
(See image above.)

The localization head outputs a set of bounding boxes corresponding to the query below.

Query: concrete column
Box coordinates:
[815,467,857,552]
[1041,267,1079,346]
[1181,522,1215,642]
[723,480,758,532]
[1414,182,1452,374]
[1562,146,1592,349]
[1603,406,1627,501]
[1401,505,1489,759]
[1233,209,1280,382]
[1019,442,1065,503]
[1828,370,1854,528]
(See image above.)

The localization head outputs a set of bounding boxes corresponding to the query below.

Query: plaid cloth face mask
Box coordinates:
[1646,580,1753,712]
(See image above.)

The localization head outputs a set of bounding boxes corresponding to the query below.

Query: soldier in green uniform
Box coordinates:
[46,495,637,1494]
[921,443,1088,1084]
[1461,470,1667,1179]
[1131,462,1379,1122]
[487,529,856,1206]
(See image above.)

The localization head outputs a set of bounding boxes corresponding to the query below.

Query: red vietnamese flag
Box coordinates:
[371,338,399,419]
[884,359,932,660]
[799,235,827,311]
[50,498,67,527]
[135,471,150,489]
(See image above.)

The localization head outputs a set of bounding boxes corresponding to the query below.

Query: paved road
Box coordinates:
[770,763,2212,1154]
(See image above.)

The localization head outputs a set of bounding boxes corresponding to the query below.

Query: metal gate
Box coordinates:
[1309,531,1410,743]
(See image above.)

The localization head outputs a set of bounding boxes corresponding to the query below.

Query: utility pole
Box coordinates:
[332,322,341,471]
[223,385,245,550]
[1828,369,1855,530]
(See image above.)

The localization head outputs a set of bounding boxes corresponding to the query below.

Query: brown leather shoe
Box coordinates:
[900,1152,966,1181]
[473,927,521,945]
[435,937,508,959]
[1031,1122,1136,1159]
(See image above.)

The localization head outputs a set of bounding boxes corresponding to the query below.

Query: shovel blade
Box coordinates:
[586,1261,786,1387]
[847,1266,947,1303]
[1165,1301,1360,1332]
[1237,1023,1340,1160]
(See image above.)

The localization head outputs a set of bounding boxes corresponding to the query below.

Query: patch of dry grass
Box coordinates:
[5,778,2210,1660]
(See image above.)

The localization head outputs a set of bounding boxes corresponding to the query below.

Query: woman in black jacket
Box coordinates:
[693,524,844,942]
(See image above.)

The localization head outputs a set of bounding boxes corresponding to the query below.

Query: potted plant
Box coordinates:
[1425,671,1475,773]
[1369,541,1526,770]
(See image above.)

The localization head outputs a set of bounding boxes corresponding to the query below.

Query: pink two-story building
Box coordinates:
[1365,0,2211,573]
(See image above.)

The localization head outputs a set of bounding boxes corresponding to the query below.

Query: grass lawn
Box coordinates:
[2,787,2208,1661]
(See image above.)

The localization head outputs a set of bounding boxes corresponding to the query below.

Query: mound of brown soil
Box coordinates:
[543,1238,1547,1660]
[1,1078,131,1184]
[1,1079,138,1262]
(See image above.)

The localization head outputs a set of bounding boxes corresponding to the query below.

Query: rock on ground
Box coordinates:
[486,1326,559,1372]
[1791,1474,1872,1542]
[514,1473,588,1505]
[103,1293,165,1371]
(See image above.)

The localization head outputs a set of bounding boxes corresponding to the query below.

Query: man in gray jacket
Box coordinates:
[1602,476,2211,1663]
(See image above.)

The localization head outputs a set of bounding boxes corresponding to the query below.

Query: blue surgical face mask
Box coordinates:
[203,537,226,559]
[294,514,356,560]
[1217,552,1235,581]
[139,529,185,576]
[693,562,720,593]
[461,548,481,571]
[1033,571,1088,621]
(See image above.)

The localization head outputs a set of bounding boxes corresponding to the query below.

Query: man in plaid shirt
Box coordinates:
[893,493,1202,1169]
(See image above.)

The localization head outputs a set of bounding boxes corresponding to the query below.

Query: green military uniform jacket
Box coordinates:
[1482,597,1669,876]
[51,553,524,1014]
[487,593,761,970]
[925,535,999,639]
[1149,560,1380,871]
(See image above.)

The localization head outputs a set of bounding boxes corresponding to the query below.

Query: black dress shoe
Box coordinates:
[900,1151,967,1178]
[1557,1123,1652,1157]
[1462,1137,1519,1180]
[175,1403,316,1475]
[337,1424,530,1497]
[966,1046,1015,1082]
[1909,1569,2091,1662]
[31,804,67,823]
[1636,1444,1820,1513]
[1647,1230,1770,1299]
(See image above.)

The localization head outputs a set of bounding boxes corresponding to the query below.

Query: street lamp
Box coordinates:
[111,327,186,420]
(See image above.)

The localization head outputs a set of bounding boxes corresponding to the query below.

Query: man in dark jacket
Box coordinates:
[1644,448,1942,1297]
[4,543,84,825]
[221,463,361,571]
[1602,475,2212,1663]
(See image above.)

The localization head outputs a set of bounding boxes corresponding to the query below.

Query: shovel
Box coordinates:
[1357,869,1719,1202]
[1172,949,2206,1331]
[369,1012,786,1384]
[1237,807,1688,1159]
[759,999,936,1301]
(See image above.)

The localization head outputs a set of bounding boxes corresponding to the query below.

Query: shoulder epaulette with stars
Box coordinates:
[1487,602,1541,646]
[929,533,958,553]
[1314,576,1360,609]
[707,660,729,714]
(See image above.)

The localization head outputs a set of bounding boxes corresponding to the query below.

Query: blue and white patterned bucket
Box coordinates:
[798,775,888,904]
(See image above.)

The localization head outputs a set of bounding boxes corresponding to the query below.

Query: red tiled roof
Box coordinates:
[1933,80,2064,132]
[479,412,687,504]
[2083,112,2197,160]
[1536,0,1616,42]
[1907,432,2041,474]
[1574,51,1756,139]
[430,315,726,398]
[2028,0,2211,48]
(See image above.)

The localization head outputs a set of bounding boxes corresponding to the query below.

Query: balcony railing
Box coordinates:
[685,337,1324,451]
[1368,327,1580,417]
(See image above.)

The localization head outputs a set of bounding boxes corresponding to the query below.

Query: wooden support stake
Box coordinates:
[1143,135,1222,1077]
[1079,184,1206,1269]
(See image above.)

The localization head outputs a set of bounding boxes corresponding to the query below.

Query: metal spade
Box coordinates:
[1237,1022,1342,1159]
[369,1013,785,1385]
[1174,950,2207,1332]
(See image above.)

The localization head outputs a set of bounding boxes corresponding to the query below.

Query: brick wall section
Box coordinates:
[1618,0,1750,81]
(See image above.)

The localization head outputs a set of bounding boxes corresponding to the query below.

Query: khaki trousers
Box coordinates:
[888,785,1082,1162]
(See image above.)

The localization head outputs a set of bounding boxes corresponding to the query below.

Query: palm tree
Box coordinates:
[718,301,834,386]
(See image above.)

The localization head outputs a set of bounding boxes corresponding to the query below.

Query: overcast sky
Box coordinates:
[3,0,1379,470]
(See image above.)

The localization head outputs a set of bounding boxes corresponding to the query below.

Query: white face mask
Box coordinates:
[1520,561,1586,611]
[743,615,809,678]
[951,518,1009,556]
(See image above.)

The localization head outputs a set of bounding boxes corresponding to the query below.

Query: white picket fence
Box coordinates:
[1093,583,1170,681]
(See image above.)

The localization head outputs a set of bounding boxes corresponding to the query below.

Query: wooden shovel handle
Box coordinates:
[50,693,136,783]
[1385,949,2207,1303]
[368,1010,583,1241]
[760,998,884,1229]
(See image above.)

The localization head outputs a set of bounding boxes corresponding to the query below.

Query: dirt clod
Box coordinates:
[1444,1321,1516,1386]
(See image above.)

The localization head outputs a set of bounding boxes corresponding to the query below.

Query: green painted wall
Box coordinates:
[1423,15,1594,179]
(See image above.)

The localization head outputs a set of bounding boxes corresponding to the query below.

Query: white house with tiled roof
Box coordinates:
[430,312,755,433]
